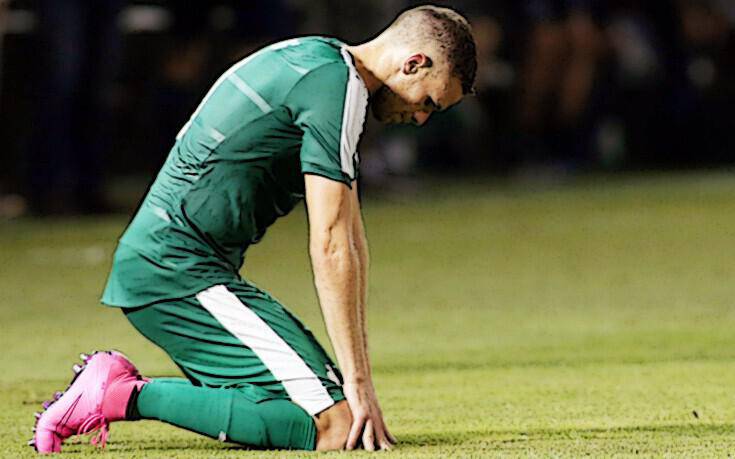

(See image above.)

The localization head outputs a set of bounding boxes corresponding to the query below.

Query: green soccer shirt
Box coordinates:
[102,37,369,307]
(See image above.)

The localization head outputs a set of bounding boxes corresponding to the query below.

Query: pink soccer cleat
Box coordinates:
[29,351,147,454]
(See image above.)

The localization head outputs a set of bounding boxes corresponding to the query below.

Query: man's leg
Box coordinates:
[130,378,351,450]
[123,282,351,450]
[130,378,317,449]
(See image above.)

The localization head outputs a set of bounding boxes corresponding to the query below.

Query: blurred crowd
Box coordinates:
[1,0,734,215]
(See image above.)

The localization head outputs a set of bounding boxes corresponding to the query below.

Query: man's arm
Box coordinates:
[304,174,393,451]
[350,184,397,449]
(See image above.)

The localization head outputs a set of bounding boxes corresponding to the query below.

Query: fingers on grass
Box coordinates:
[376,428,392,450]
[362,420,376,451]
[386,427,397,444]
[346,415,366,450]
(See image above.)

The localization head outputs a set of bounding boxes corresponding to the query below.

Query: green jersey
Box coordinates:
[102,36,369,307]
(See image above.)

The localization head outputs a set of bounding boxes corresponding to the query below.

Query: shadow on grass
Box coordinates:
[102,438,297,453]
[398,422,735,447]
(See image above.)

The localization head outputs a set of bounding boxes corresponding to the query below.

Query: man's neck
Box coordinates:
[344,41,389,95]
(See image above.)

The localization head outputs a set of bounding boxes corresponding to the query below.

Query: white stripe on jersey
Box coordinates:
[338,48,369,180]
[208,126,226,144]
[227,73,272,114]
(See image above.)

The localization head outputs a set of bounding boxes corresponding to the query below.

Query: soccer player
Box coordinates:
[30,5,476,453]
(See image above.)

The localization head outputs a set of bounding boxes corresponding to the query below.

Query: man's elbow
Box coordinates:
[310,231,355,268]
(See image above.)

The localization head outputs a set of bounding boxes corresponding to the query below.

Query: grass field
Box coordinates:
[2,171,735,457]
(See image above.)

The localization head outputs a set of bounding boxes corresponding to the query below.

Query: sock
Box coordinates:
[134,378,317,450]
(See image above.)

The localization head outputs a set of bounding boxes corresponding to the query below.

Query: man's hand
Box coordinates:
[343,381,396,451]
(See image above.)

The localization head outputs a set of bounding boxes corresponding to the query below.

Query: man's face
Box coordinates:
[371,55,464,126]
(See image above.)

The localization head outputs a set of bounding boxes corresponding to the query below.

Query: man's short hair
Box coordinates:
[387,5,477,95]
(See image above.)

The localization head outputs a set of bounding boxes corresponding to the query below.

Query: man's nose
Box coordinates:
[413,111,431,126]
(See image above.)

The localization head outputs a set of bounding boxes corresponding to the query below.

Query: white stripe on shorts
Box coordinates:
[196,285,333,416]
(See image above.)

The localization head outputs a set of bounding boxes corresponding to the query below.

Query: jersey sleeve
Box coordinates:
[288,62,368,186]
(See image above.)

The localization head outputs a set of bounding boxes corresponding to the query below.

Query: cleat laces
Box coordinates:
[77,413,110,448]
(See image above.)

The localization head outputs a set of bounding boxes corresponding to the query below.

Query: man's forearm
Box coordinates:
[311,239,370,382]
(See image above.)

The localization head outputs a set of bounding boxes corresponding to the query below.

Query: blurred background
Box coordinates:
[0,0,734,216]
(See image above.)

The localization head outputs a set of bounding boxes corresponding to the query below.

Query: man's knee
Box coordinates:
[314,400,352,451]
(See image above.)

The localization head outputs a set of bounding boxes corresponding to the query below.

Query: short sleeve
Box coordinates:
[288,61,368,186]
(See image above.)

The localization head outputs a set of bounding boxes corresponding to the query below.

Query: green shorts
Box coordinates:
[124,281,344,416]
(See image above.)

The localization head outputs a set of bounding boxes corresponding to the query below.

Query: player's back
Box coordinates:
[103,36,368,308]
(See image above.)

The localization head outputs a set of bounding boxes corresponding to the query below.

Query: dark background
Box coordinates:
[1,0,734,215]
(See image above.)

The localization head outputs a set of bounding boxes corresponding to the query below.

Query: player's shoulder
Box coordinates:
[270,36,350,76]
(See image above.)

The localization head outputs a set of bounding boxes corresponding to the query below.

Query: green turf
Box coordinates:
[2,171,735,457]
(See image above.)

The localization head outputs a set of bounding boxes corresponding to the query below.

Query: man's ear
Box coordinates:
[402,53,433,75]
